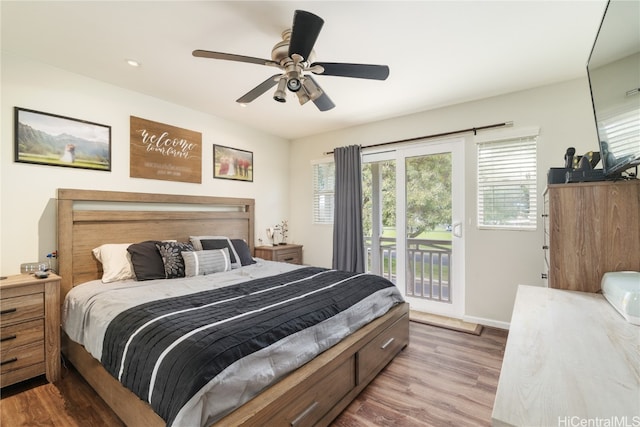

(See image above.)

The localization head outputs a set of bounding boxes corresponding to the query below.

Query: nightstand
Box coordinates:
[255,244,303,265]
[0,273,61,387]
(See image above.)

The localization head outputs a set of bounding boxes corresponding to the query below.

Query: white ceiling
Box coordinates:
[1,1,607,140]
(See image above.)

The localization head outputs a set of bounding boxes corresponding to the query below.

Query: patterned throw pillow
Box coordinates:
[155,241,194,278]
[181,248,232,277]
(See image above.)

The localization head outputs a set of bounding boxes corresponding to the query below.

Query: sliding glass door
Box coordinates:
[363,138,465,317]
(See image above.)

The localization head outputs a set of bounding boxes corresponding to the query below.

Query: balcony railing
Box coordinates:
[365,236,452,303]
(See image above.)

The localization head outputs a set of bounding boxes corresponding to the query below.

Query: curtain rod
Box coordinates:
[324,121,513,155]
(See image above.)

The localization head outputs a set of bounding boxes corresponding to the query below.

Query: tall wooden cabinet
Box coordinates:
[544,180,640,292]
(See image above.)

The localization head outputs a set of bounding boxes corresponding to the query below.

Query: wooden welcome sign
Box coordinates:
[130,116,202,183]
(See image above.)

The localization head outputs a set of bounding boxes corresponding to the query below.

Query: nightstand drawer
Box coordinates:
[255,244,304,265]
[1,341,45,387]
[0,340,45,375]
[1,319,44,354]
[0,293,44,325]
[274,249,302,264]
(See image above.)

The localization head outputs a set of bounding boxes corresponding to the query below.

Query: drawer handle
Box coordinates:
[0,334,17,342]
[1,357,18,366]
[290,401,319,427]
[284,257,294,261]
[0,308,17,315]
[381,337,395,350]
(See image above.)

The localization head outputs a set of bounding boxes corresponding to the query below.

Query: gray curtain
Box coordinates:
[332,145,365,273]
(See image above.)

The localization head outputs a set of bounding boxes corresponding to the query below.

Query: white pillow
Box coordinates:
[92,243,134,283]
[182,248,232,277]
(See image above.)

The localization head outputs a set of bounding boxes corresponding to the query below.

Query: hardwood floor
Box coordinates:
[0,322,508,426]
[0,359,124,427]
[333,323,508,426]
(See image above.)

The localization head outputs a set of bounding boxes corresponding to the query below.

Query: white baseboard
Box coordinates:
[463,315,510,330]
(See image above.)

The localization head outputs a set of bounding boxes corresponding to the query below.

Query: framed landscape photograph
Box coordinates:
[213,144,253,182]
[14,107,111,171]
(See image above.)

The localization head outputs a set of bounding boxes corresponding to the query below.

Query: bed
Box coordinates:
[57,188,410,427]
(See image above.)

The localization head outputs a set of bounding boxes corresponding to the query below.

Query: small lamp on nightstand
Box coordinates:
[266,227,277,246]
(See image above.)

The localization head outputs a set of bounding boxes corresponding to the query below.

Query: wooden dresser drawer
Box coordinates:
[1,340,45,383]
[0,293,44,325]
[255,245,303,265]
[1,319,45,354]
[357,313,409,384]
[277,356,355,427]
[273,249,302,264]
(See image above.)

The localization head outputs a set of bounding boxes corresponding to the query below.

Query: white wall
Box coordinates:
[2,51,602,326]
[290,78,599,326]
[0,53,291,276]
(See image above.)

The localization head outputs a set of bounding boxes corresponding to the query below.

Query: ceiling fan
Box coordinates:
[193,10,390,111]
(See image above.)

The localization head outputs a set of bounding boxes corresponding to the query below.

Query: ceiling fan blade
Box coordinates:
[288,10,324,61]
[193,50,279,67]
[307,76,335,111]
[236,74,281,103]
[310,62,389,80]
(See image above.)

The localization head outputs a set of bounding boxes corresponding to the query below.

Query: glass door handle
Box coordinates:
[453,222,462,238]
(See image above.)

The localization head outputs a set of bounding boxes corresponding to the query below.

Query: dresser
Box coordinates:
[492,285,640,426]
[543,180,640,292]
[0,273,61,387]
[254,244,303,265]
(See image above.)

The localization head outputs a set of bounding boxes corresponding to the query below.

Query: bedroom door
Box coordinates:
[363,138,465,318]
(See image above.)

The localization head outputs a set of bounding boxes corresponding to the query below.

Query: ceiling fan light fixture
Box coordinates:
[286,77,301,92]
[284,57,303,92]
[302,77,323,101]
[296,90,311,105]
[273,77,288,102]
[193,9,389,111]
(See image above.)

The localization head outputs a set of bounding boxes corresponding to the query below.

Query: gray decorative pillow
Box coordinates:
[199,238,241,269]
[182,248,231,277]
[231,239,256,266]
[155,241,194,278]
[190,235,241,269]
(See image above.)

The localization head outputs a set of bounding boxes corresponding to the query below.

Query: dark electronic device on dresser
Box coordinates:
[548,148,603,184]
[586,0,640,179]
[565,149,605,183]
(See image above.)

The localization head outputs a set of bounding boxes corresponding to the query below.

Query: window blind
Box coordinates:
[477,135,537,230]
[312,161,335,224]
[600,108,640,160]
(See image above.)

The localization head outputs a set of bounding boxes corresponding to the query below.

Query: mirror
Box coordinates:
[587,0,640,177]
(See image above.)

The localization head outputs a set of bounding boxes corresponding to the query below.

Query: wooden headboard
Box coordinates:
[57,188,255,300]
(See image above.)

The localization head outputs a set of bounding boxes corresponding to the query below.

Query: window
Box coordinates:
[312,160,335,224]
[476,128,538,230]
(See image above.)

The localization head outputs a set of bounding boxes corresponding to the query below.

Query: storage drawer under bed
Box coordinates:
[356,314,409,384]
[273,355,355,426]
